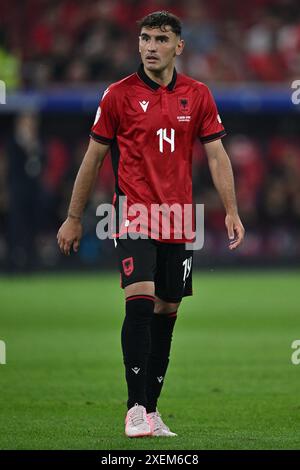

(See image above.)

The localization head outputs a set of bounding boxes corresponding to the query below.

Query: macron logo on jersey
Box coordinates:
[139,100,149,112]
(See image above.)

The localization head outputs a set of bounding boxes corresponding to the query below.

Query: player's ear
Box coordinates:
[175,39,184,56]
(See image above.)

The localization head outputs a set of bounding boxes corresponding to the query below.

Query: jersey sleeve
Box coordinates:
[90,86,119,145]
[198,85,226,143]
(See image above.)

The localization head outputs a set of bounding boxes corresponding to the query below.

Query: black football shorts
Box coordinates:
[115,237,193,303]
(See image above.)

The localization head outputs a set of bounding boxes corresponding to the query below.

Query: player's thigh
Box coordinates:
[115,237,156,296]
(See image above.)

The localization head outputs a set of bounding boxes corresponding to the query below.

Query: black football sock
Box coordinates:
[146,311,177,413]
[121,295,155,410]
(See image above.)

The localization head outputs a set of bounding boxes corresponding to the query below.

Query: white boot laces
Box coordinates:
[152,411,170,431]
[130,404,146,427]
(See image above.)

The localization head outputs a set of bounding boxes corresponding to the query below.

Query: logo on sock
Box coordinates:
[157,376,164,383]
[131,367,140,375]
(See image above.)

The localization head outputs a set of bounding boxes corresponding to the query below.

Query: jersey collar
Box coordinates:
[137,64,177,91]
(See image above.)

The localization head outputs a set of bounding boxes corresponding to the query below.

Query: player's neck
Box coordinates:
[143,63,175,88]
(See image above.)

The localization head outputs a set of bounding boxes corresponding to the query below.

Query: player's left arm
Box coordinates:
[204,139,245,250]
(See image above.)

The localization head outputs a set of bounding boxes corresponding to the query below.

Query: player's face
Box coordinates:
[139,26,184,72]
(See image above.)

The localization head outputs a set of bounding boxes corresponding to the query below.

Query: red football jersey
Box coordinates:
[90,65,226,242]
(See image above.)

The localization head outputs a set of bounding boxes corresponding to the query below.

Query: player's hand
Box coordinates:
[57,217,83,256]
[225,213,245,250]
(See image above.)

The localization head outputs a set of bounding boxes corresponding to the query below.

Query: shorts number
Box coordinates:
[183,257,192,282]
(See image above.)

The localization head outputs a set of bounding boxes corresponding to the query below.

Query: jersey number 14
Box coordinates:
[157,128,175,153]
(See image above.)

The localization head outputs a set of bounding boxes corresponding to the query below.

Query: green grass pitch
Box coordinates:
[0,271,299,450]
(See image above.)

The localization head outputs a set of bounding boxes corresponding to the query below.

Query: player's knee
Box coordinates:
[154,298,181,315]
[125,281,155,298]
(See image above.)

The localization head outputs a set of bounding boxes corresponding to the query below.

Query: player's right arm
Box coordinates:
[57,139,109,256]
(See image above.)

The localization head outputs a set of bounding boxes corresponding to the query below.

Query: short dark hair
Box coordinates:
[138,11,182,37]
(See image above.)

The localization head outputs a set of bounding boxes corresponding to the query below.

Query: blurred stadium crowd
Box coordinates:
[0,0,300,89]
[0,0,300,270]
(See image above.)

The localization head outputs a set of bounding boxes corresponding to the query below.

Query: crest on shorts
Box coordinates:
[178,97,190,114]
[122,257,134,276]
